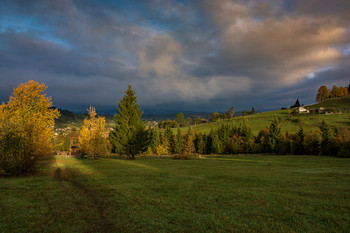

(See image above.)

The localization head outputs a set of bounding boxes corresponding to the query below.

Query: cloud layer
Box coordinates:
[1,0,349,112]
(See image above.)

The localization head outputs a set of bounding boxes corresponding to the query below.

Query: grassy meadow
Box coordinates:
[1,155,350,232]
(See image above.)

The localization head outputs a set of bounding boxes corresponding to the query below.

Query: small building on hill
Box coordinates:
[299,107,309,113]
[319,107,326,113]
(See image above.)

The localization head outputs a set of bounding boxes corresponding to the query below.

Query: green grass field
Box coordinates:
[1,155,350,232]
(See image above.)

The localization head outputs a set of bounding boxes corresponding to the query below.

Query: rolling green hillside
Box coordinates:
[186,96,350,135]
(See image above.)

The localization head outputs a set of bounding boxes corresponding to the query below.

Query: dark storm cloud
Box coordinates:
[0,0,349,112]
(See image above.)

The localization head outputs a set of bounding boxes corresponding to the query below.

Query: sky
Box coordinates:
[1,0,349,114]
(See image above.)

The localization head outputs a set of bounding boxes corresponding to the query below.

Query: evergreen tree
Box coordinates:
[251,107,255,114]
[319,120,332,155]
[109,85,149,159]
[240,119,253,153]
[175,113,184,125]
[210,112,220,122]
[149,126,160,154]
[225,106,235,119]
[164,125,174,153]
[295,127,305,154]
[195,133,205,154]
[268,117,282,153]
[174,127,184,154]
[156,132,170,155]
[290,99,301,108]
[183,126,195,155]
[212,134,224,154]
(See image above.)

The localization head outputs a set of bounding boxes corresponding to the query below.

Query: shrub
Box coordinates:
[173,154,192,160]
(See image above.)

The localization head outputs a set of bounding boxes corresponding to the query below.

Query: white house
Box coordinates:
[299,107,309,113]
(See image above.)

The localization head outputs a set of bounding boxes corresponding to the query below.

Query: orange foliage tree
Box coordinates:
[0,80,60,176]
[79,106,109,159]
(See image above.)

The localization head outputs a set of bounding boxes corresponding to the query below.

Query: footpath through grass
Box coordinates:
[1,155,350,232]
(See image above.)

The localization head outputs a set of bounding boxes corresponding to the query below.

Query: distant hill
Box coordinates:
[54,107,213,128]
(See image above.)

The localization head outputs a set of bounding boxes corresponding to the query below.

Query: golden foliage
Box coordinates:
[155,137,169,155]
[0,80,60,175]
[79,106,109,158]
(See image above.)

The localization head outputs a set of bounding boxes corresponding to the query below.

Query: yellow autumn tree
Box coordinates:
[0,80,60,176]
[79,106,109,159]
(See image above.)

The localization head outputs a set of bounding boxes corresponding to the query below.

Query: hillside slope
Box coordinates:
[308,95,350,110]
[186,96,350,135]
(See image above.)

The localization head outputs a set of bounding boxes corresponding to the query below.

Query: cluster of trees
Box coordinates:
[144,119,349,158]
[158,113,206,129]
[210,106,237,122]
[241,107,255,116]
[316,85,349,102]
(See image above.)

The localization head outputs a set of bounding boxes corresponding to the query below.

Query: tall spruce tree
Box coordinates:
[319,120,332,155]
[268,117,282,153]
[109,85,149,159]
[174,127,184,154]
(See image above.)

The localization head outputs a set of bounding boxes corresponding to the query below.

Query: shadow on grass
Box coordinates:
[53,166,119,233]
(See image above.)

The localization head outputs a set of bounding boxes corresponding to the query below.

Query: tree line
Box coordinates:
[144,118,349,158]
[316,84,350,102]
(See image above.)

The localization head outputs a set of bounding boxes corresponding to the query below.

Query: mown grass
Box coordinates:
[1,155,350,232]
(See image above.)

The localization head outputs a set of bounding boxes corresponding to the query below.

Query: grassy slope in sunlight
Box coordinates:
[186,96,350,135]
[1,155,350,232]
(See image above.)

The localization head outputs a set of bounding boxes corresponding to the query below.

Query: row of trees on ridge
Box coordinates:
[316,85,349,102]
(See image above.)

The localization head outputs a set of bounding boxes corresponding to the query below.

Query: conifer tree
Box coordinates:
[195,133,205,154]
[164,125,174,153]
[268,117,282,153]
[319,120,332,155]
[109,85,149,159]
[295,126,305,154]
[174,127,184,154]
[212,134,224,154]
[149,126,160,154]
[240,119,253,153]
[175,113,184,125]
[156,132,170,155]
[183,126,195,155]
